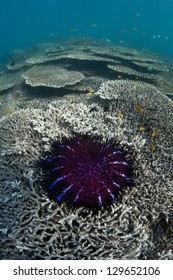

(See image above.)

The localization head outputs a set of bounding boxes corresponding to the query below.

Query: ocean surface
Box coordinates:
[0,0,173,62]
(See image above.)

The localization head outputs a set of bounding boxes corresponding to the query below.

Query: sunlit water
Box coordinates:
[0,0,173,62]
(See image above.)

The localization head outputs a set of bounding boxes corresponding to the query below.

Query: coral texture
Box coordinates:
[0,80,172,260]
[0,70,24,92]
[107,64,160,80]
[22,65,84,88]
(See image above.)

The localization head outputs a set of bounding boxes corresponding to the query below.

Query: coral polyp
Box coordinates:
[42,135,133,209]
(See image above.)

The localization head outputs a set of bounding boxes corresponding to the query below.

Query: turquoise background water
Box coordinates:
[0,0,173,61]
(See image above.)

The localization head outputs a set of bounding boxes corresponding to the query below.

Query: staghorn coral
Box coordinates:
[22,65,84,88]
[0,80,173,260]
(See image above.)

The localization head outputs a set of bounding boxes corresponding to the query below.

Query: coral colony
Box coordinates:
[0,37,172,259]
[42,135,133,209]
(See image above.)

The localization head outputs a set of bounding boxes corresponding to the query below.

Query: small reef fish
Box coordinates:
[117,75,123,79]
[136,104,143,113]
[70,28,78,32]
[152,35,161,39]
[139,127,145,131]
[151,130,156,137]
[105,38,111,43]
[151,144,156,152]
[88,24,97,28]
[7,109,13,115]
[135,13,141,17]
[117,112,123,117]
[87,92,94,96]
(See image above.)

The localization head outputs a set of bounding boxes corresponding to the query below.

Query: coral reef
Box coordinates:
[0,70,24,92]
[107,64,160,80]
[23,37,172,93]
[6,49,27,71]
[26,50,117,65]
[1,37,173,99]
[132,60,169,72]
[22,65,84,88]
[0,80,172,259]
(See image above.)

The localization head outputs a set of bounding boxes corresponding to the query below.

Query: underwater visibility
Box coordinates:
[0,0,173,260]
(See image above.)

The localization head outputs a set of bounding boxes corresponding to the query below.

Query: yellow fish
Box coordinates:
[7,109,13,115]
[117,112,123,117]
[118,75,123,79]
[136,104,143,113]
[151,144,156,152]
[139,126,145,131]
[151,130,156,137]
[87,92,94,97]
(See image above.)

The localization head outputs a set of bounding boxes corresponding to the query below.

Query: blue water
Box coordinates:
[0,0,173,62]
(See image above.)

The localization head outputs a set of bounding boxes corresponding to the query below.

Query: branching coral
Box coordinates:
[0,80,172,259]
